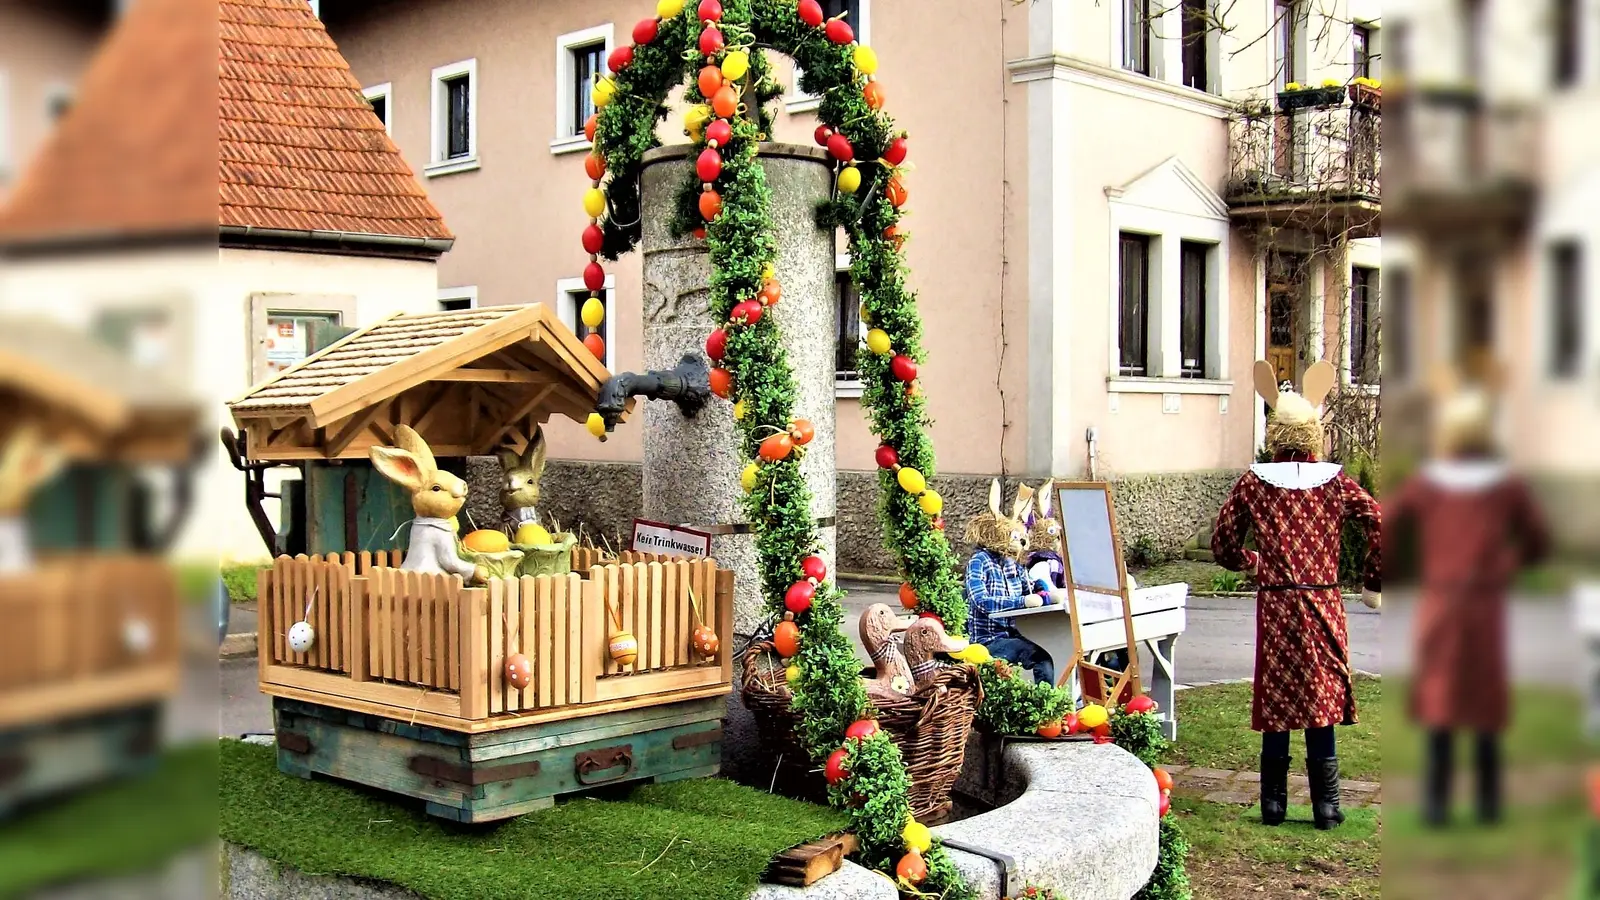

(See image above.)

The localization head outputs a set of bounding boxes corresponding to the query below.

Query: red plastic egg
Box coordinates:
[709,368,734,398]
[705,328,728,361]
[917,612,944,626]
[801,555,828,582]
[824,748,849,785]
[692,226,707,240]
[789,419,815,445]
[706,119,733,147]
[711,84,739,119]
[875,444,899,469]
[698,0,723,21]
[863,80,885,110]
[581,224,605,254]
[897,582,917,609]
[584,114,599,142]
[1159,793,1171,817]
[697,147,723,182]
[698,65,725,98]
[699,26,725,56]
[608,45,634,72]
[1126,694,1158,715]
[825,18,854,43]
[774,620,802,658]
[1037,720,1063,739]
[784,580,814,612]
[895,852,927,884]
[1063,712,1079,734]
[699,190,723,220]
[890,354,918,382]
[798,0,824,27]
[844,719,880,742]
[584,262,606,292]
[1092,723,1113,744]
[813,124,833,146]
[633,18,659,44]
[762,432,796,463]
[826,132,854,162]
[933,516,945,531]
[731,300,763,325]
[883,136,908,166]
[585,152,606,180]
[583,333,606,359]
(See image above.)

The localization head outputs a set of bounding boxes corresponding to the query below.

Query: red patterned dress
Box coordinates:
[1212,460,1382,732]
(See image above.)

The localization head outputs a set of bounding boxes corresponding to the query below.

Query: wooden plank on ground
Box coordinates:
[761,833,861,887]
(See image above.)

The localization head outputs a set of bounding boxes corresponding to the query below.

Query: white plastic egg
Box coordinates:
[288,620,316,654]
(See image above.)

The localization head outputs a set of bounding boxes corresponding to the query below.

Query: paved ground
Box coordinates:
[1166,764,1383,808]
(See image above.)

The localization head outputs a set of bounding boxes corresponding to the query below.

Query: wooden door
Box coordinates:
[1266,252,1306,386]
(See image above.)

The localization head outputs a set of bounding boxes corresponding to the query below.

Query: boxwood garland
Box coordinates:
[584,0,968,895]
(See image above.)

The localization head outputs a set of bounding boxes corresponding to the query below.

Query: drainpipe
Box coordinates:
[1085,426,1099,481]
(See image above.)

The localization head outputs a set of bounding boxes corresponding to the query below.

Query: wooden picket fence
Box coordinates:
[257,553,733,732]
[0,555,181,728]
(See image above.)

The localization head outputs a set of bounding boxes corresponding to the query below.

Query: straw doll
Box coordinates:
[1387,376,1547,826]
[1211,361,1381,830]
[964,480,1055,686]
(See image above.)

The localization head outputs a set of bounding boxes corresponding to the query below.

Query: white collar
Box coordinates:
[413,517,454,531]
[1250,461,1343,490]
[505,506,540,525]
[1421,459,1509,492]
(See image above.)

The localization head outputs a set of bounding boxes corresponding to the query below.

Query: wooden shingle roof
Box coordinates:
[229,305,622,461]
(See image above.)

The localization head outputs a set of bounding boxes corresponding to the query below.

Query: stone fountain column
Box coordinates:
[639,143,836,637]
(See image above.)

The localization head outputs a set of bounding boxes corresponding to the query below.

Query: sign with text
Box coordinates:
[631,519,712,558]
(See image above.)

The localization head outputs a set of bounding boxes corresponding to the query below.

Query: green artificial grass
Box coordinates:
[219,740,848,900]
[0,742,216,898]
[1167,677,1383,782]
[1173,798,1380,899]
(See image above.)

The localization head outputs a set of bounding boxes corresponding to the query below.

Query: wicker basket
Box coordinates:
[741,641,983,823]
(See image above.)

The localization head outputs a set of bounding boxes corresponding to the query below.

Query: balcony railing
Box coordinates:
[1384,86,1541,233]
[1226,97,1382,214]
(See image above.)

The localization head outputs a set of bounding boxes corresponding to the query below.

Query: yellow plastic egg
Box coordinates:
[918,489,944,516]
[853,45,879,76]
[592,77,617,109]
[897,467,926,495]
[865,328,892,356]
[657,0,685,16]
[721,50,750,82]
[685,104,711,140]
[786,664,802,684]
[463,529,511,553]
[1078,703,1109,729]
[583,188,607,219]
[740,462,760,493]
[902,820,932,855]
[762,261,776,281]
[586,412,607,438]
[733,399,746,420]
[610,632,639,666]
[581,296,606,328]
[514,523,554,546]
[837,165,861,194]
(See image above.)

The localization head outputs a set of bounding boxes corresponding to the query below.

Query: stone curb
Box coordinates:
[221,632,257,659]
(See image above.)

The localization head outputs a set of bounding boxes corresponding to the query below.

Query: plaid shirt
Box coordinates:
[964,549,1030,645]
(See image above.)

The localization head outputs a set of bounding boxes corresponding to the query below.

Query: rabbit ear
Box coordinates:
[1012,483,1035,520]
[394,425,436,478]
[1301,360,1336,408]
[370,445,426,492]
[1,428,65,498]
[496,447,521,472]
[524,424,548,477]
[988,478,1002,517]
[1253,361,1280,409]
[1037,480,1054,517]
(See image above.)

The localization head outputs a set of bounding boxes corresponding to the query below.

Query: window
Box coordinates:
[1554,0,1580,87]
[1122,0,1152,75]
[1182,0,1210,91]
[571,45,605,137]
[1352,24,1373,79]
[556,276,616,371]
[429,59,477,175]
[1384,269,1411,381]
[790,1,867,111]
[554,25,614,152]
[1118,233,1151,376]
[1549,241,1583,378]
[1179,242,1209,378]
[363,83,392,134]
[1349,266,1379,384]
[248,293,357,384]
[836,268,863,388]
[1276,0,1301,89]
[438,286,478,312]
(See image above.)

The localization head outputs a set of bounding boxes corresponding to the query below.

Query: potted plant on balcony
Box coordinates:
[1278,79,1347,111]
[1349,76,1381,110]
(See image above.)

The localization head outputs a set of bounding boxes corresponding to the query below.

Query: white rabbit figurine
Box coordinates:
[369,425,484,582]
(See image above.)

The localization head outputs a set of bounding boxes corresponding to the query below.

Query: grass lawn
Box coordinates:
[1168,678,1383,781]
[219,739,848,900]
[1173,798,1380,899]
[1133,560,1241,594]
[0,742,216,897]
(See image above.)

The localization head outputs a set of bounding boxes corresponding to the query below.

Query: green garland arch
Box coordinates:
[579,0,970,894]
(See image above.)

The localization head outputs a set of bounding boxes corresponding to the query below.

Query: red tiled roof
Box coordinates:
[218,0,451,242]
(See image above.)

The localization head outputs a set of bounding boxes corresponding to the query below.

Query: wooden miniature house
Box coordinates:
[228,306,736,822]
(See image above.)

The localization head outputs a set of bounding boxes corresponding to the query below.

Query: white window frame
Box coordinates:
[787,0,872,113]
[363,82,393,135]
[835,252,868,398]
[438,286,479,311]
[428,58,479,177]
[553,24,615,155]
[1343,262,1382,393]
[1106,193,1231,394]
[555,276,617,371]
[1537,235,1591,383]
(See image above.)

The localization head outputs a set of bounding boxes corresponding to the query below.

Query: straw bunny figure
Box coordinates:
[1024,479,1064,595]
[0,426,65,575]
[498,424,548,541]
[1211,360,1381,832]
[370,425,485,582]
[963,480,1055,686]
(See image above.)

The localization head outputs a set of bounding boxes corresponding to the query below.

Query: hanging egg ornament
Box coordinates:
[585,114,599,142]
[123,618,153,656]
[789,419,815,446]
[583,333,607,359]
[705,328,728,361]
[699,26,726,57]
[784,581,815,614]
[657,0,684,17]
[865,328,892,356]
[592,76,617,109]
[692,226,707,239]
[918,489,944,516]
[826,132,854,162]
[886,176,909,207]
[875,444,899,469]
[774,619,802,657]
[813,124,833,146]
[844,719,880,742]
[583,187,607,219]
[890,354,918,382]
[933,516,946,531]
[758,279,782,306]
[698,65,725,98]
[586,413,607,438]
[897,466,926,494]
[739,461,760,493]
[505,653,533,690]
[633,17,660,44]
[698,0,722,21]
[837,165,861,194]
[706,118,733,147]
[863,80,886,110]
[609,630,640,666]
[685,103,711,139]
[697,147,723,182]
[759,432,795,462]
[691,624,720,659]
[884,225,904,247]
[720,49,750,81]
[895,852,927,885]
[607,45,634,73]
[825,18,855,44]
[731,299,763,325]
[883,136,909,166]
[584,152,606,180]
[824,748,850,785]
[852,45,879,75]
[709,367,734,398]
[798,0,825,27]
[288,620,315,654]
[898,582,918,609]
[584,261,606,292]
[902,820,932,855]
[581,296,606,328]
[801,555,828,582]
[711,84,739,119]
[699,189,723,220]
[582,224,605,255]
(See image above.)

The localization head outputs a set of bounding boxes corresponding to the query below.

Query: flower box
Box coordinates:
[1348,82,1381,109]
[1277,86,1346,111]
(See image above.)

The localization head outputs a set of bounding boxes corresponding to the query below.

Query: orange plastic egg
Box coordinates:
[709,367,734,398]
[699,189,723,220]
[585,114,599,142]
[583,333,607,360]
[698,65,725,98]
[712,85,739,119]
[886,177,908,208]
[691,625,720,659]
[863,80,886,110]
[759,432,794,462]
[898,582,917,609]
[505,653,533,690]
[774,620,802,658]
[584,152,606,180]
[895,852,927,884]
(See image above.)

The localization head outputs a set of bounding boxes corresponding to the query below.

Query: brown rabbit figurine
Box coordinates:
[370,425,484,582]
[498,424,548,541]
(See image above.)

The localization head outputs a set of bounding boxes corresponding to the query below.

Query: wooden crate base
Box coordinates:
[0,703,162,819]
[273,696,725,822]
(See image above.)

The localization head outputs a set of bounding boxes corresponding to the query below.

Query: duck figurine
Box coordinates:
[859,603,914,698]
[901,617,973,689]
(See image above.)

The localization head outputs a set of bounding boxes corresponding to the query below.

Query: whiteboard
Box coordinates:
[1056,484,1123,592]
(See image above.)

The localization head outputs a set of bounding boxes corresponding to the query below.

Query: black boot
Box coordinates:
[1307,756,1345,830]
[1423,730,1453,828]
[1475,734,1501,824]
[1259,754,1290,826]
